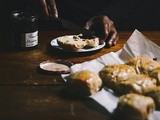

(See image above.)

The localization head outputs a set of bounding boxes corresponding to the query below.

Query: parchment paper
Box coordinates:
[68,29,160,120]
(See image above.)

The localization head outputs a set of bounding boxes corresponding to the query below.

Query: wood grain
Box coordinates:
[0,30,159,120]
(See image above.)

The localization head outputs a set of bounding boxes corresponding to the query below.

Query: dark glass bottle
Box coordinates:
[10,10,38,50]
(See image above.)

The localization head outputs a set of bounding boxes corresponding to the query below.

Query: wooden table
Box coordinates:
[0,31,160,120]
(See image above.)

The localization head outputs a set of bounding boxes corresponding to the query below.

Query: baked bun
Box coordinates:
[144,86,160,109]
[149,67,160,85]
[125,56,160,75]
[117,74,157,95]
[114,93,155,120]
[66,70,102,96]
[57,35,87,51]
[99,64,136,92]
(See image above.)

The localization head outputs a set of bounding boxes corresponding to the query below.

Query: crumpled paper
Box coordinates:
[65,29,160,120]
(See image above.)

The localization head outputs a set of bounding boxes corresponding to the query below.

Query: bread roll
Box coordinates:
[149,67,160,85]
[66,70,102,96]
[117,74,157,95]
[99,64,136,92]
[125,56,160,75]
[144,86,160,109]
[114,93,155,120]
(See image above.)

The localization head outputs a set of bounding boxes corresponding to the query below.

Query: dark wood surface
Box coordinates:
[0,30,160,120]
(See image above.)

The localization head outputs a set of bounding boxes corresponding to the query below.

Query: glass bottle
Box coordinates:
[10,10,38,50]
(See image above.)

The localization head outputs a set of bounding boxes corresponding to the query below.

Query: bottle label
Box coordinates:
[21,31,38,47]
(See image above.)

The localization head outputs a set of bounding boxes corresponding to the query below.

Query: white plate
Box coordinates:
[50,35,105,52]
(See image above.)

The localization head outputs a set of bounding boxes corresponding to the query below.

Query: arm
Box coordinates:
[85,0,141,47]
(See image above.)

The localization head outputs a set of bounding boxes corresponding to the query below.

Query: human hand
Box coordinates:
[85,16,119,47]
[40,0,58,19]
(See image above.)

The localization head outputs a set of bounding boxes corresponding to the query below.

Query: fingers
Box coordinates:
[40,0,58,19]
[40,0,49,17]
[85,16,110,43]
[84,21,92,30]
[100,16,119,47]
[46,0,58,19]
[101,20,110,39]
[96,16,111,44]
[85,15,119,46]
[98,22,110,44]
[108,29,119,47]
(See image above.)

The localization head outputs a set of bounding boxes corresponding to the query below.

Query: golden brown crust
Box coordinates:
[149,67,160,85]
[125,56,160,75]
[99,64,136,92]
[99,63,158,95]
[144,86,160,109]
[114,93,155,120]
[117,74,157,95]
[67,70,102,96]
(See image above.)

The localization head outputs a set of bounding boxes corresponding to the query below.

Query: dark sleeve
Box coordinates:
[95,0,141,28]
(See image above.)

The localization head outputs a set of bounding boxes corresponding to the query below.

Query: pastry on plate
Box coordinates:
[125,56,160,75]
[99,64,136,92]
[85,37,99,47]
[114,93,155,120]
[66,70,102,96]
[57,35,87,51]
[57,35,100,51]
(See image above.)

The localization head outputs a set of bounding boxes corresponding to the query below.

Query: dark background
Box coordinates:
[1,0,160,31]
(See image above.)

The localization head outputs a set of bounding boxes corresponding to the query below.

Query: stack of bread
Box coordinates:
[66,56,160,120]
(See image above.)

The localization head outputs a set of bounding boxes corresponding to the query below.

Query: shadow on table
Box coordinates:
[58,87,113,120]
[83,97,113,119]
